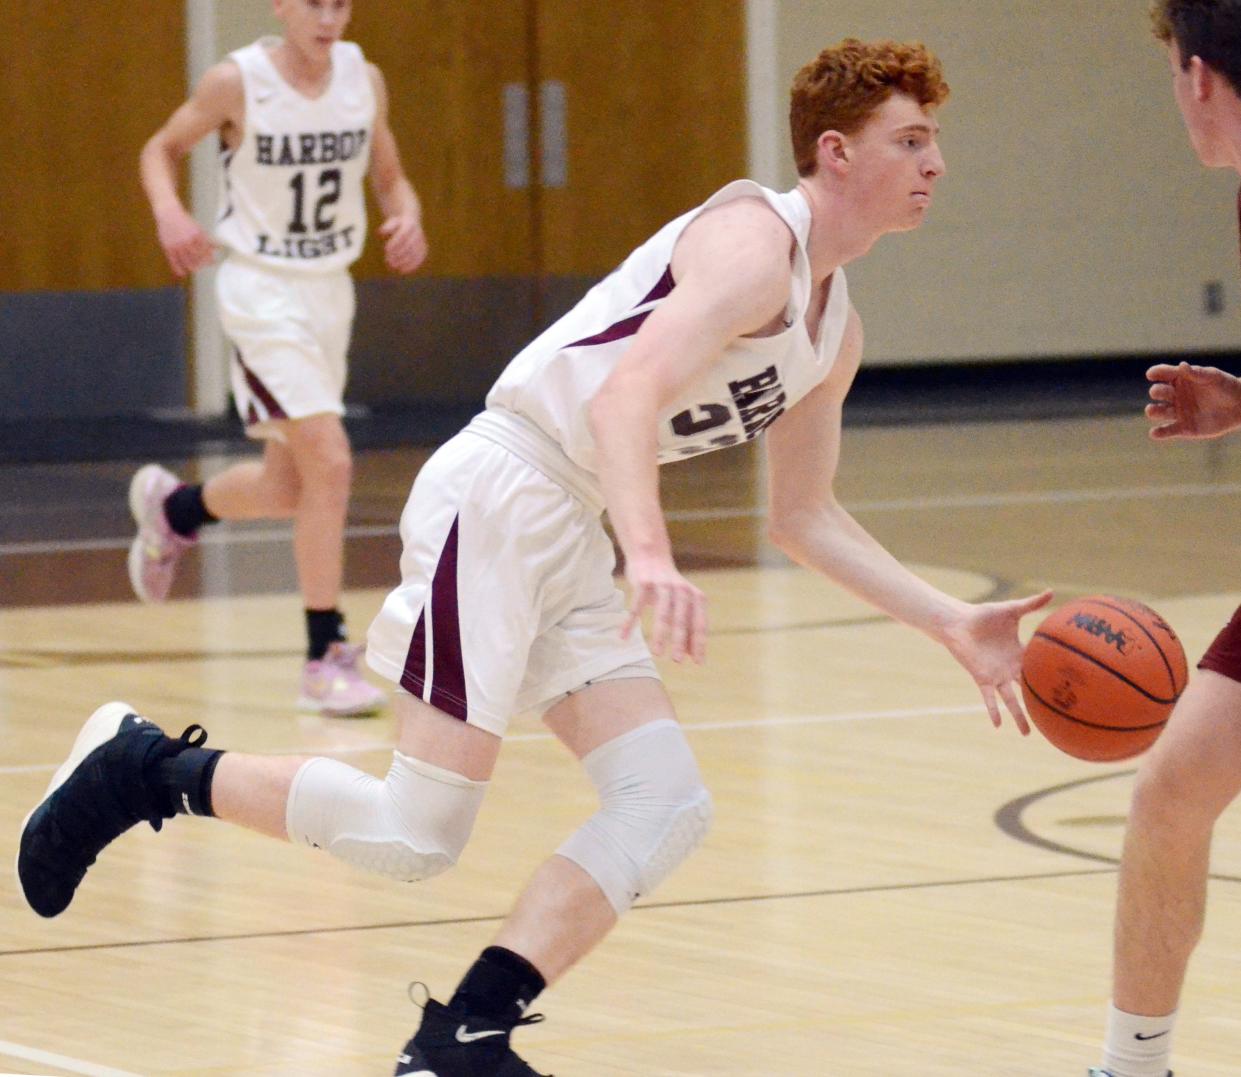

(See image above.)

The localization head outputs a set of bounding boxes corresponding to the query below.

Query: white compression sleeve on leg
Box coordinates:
[286,751,487,882]
[556,718,713,914]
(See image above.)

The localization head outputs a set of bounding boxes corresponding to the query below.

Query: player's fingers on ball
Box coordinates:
[980,685,1001,728]
[999,683,1030,736]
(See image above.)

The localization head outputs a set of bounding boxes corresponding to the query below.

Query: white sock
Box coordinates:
[1100,1002,1175,1077]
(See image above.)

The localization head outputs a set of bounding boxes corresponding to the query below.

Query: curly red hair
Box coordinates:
[790,39,950,176]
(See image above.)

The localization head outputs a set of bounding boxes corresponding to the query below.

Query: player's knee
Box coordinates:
[302,441,353,490]
[327,834,458,883]
[265,476,300,516]
[1130,747,1219,834]
[285,753,487,882]
[556,719,712,914]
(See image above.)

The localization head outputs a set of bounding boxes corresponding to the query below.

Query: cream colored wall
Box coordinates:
[773,1,1240,363]
[216,0,279,51]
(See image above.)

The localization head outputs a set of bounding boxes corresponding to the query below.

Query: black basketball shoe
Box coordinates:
[17,701,208,918]
[395,991,550,1076]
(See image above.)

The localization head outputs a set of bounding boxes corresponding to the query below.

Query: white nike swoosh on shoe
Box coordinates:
[455,1025,505,1043]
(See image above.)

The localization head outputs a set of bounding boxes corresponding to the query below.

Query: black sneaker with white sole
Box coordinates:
[17,701,208,918]
[395,994,550,1077]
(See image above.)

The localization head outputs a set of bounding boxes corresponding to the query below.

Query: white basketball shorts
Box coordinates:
[366,429,657,737]
[215,257,355,439]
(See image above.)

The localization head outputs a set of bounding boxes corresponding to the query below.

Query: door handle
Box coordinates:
[540,80,567,189]
[503,82,530,189]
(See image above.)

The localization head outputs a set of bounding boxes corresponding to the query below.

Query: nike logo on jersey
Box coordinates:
[255,91,276,104]
[1134,1030,1170,1040]
[455,1025,506,1043]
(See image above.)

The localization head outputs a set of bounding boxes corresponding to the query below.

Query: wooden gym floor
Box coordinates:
[5,410,1241,1075]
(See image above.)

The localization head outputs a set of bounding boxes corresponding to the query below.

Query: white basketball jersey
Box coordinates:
[214,38,374,273]
[484,180,850,477]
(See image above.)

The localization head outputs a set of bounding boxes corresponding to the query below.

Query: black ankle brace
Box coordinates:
[305,608,346,661]
[164,483,217,538]
[449,946,547,1024]
[156,740,224,818]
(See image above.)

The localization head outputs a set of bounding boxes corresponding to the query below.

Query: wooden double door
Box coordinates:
[347,1,747,405]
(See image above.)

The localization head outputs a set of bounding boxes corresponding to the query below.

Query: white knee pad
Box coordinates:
[556,719,713,914]
[286,751,487,882]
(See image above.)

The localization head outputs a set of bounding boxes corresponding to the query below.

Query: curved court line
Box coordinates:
[996,773,1241,884]
[0,1037,143,1077]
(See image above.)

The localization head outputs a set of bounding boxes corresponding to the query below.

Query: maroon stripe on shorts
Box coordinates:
[1199,602,1241,684]
[399,608,428,700]
[234,347,287,420]
[428,517,468,720]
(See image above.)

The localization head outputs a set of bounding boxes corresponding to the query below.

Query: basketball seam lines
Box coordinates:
[1029,631,1180,705]
[1087,597,1181,696]
[1021,672,1169,732]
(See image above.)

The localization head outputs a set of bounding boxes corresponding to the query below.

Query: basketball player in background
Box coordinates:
[1089,4,1241,1076]
[24,40,1052,1075]
[134,0,427,715]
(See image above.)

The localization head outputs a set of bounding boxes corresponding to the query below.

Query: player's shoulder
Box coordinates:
[682,192,795,269]
[197,57,246,98]
[697,191,790,236]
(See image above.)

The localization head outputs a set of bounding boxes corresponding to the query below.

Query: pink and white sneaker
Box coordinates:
[127,464,197,603]
[299,642,386,717]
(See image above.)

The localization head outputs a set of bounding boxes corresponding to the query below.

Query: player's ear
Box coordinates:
[817,130,849,174]
[1188,54,1213,102]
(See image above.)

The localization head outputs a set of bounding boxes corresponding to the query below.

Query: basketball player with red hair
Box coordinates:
[22,39,1051,1075]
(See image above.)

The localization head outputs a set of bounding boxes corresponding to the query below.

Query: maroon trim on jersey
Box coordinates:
[637,264,676,307]
[566,264,676,349]
[234,347,287,420]
[399,516,468,721]
[567,310,653,349]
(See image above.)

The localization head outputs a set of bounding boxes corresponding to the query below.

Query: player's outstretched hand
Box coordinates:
[156,208,216,278]
[380,215,428,274]
[622,556,708,665]
[1146,362,1241,440]
[942,590,1054,734]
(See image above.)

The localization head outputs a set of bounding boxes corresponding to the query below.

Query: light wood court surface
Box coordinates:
[6,414,1241,1075]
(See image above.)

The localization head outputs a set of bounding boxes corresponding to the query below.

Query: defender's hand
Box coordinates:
[1146,362,1241,441]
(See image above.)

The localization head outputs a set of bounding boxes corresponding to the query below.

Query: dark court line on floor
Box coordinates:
[0,865,1120,961]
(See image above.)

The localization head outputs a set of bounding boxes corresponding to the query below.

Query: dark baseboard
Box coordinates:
[2,353,1236,465]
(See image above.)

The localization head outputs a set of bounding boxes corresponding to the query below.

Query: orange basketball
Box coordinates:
[1020,595,1188,762]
